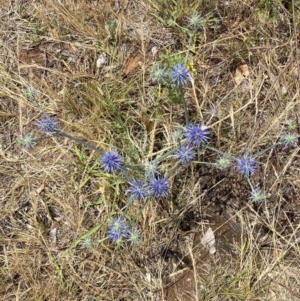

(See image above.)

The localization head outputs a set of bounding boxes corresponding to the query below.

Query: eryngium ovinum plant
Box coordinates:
[19,14,298,247]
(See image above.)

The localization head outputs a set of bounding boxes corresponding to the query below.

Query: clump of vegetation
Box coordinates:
[1,0,300,300]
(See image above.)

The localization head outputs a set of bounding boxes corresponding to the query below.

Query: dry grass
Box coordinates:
[1,0,300,300]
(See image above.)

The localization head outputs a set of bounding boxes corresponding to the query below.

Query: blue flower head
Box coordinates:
[149,177,169,198]
[174,145,195,164]
[151,65,167,84]
[236,154,256,177]
[100,150,123,173]
[35,116,58,135]
[127,228,141,245]
[107,216,128,244]
[187,13,202,30]
[185,123,209,147]
[280,132,298,148]
[250,188,266,204]
[127,179,148,201]
[18,132,37,148]
[170,63,190,87]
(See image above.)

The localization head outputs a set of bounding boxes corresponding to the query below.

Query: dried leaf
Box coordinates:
[96,53,107,69]
[120,0,129,9]
[198,62,210,70]
[49,228,57,245]
[201,227,216,254]
[281,85,288,96]
[234,64,250,85]
[269,290,277,301]
[124,55,141,75]
[141,112,154,133]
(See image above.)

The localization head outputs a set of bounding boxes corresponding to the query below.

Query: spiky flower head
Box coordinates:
[145,161,160,178]
[127,228,141,245]
[215,154,231,169]
[236,154,257,177]
[185,123,209,147]
[151,65,167,84]
[280,132,298,148]
[149,177,169,198]
[107,216,128,244]
[35,116,58,135]
[187,13,202,30]
[100,150,123,173]
[286,120,297,131]
[172,128,184,143]
[80,236,94,249]
[18,132,37,148]
[25,86,37,100]
[127,179,148,201]
[170,63,190,87]
[249,188,267,204]
[174,145,195,164]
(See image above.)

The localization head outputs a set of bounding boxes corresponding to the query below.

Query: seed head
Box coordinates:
[185,123,209,147]
[100,150,123,173]
[149,177,169,198]
[236,154,256,177]
[170,63,190,87]
[174,145,195,164]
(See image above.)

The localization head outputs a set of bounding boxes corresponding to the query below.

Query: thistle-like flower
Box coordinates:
[174,145,195,164]
[187,13,202,30]
[35,116,59,135]
[149,177,169,198]
[151,65,167,84]
[18,132,37,148]
[25,86,37,100]
[172,128,184,143]
[127,228,141,245]
[215,154,231,170]
[107,216,128,244]
[80,236,94,249]
[100,150,123,173]
[280,132,298,148]
[249,188,266,203]
[185,123,209,147]
[145,161,160,178]
[236,154,256,177]
[170,63,190,87]
[127,179,148,201]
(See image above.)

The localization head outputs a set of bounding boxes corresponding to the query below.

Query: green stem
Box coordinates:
[253,142,280,158]
[184,31,195,67]
[54,130,103,155]
[180,85,189,125]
